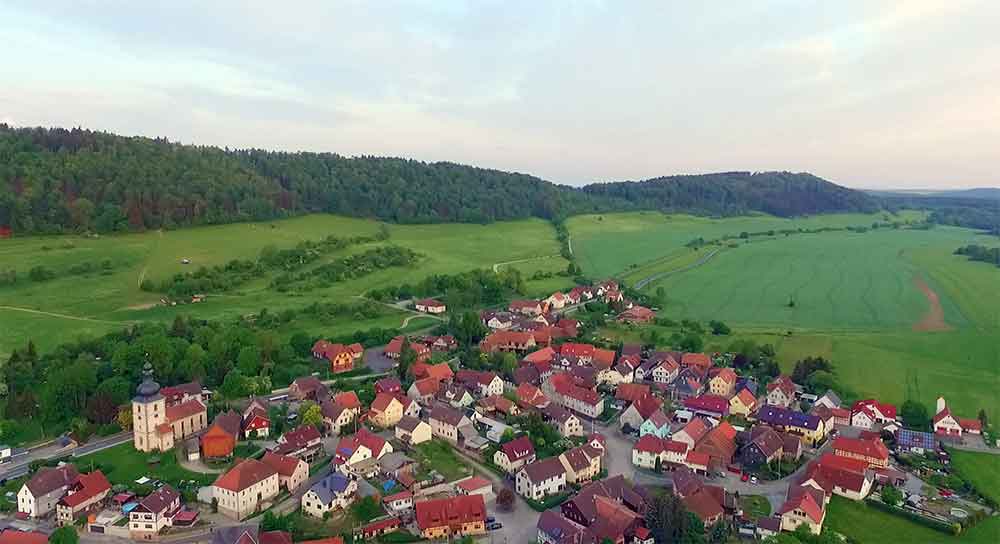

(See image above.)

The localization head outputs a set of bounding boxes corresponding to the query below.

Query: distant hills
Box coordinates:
[1,124,878,235]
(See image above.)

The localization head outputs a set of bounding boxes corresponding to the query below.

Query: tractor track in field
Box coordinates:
[913,276,951,332]
[0,305,128,325]
[633,248,720,290]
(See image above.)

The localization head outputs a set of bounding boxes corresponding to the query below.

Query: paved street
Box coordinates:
[0,432,132,481]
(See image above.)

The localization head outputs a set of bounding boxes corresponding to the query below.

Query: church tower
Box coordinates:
[132,363,167,452]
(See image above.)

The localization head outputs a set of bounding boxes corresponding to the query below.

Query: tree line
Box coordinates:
[1,125,884,236]
[954,244,1000,267]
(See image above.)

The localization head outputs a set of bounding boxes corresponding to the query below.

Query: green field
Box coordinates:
[950,450,1000,505]
[75,442,217,487]
[0,214,561,357]
[825,497,1000,544]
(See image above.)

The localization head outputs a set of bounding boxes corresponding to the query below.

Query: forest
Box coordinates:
[1,125,884,235]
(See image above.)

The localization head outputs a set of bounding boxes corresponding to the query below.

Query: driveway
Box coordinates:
[449,448,539,544]
[365,347,397,374]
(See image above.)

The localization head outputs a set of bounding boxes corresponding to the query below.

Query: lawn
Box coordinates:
[0,214,561,357]
[949,450,1000,505]
[411,439,473,482]
[739,495,771,521]
[74,442,217,488]
[825,496,999,543]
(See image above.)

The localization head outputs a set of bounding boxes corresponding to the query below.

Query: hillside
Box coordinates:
[1,125,878,235]
[583,171,881,217]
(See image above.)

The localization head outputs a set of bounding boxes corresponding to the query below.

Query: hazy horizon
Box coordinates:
[3,1,997,190]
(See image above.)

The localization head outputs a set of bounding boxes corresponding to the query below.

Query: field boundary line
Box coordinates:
[0,305,128,325]
[633,248,721,290]
[491,253,561,273]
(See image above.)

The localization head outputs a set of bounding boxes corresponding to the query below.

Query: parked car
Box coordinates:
[487,523,503,531]
[486,516,495,523]
[741,473,749,482]
[750,476,758,485]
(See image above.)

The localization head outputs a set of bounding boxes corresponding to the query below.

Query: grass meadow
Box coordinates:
[825,497,1000,544]
[949,450,1000,505]
[0,214,561,357]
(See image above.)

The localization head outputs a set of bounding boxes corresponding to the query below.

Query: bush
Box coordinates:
[525,492,571,512]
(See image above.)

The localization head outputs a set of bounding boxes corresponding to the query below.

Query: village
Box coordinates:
[0,279,995,544]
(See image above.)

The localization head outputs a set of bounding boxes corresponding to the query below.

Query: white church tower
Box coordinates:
[936,396,947,415]
[132,363,168,452]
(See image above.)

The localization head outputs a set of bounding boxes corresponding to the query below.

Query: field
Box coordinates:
[825,497,1000,544]
[75,442,217,487]
[577,209,999,425]
[0,214,562,357]
[950,450,1000,505]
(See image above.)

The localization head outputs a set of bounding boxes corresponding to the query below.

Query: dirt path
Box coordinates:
[491,253,561,273]
[913,277,952,331]
[633,248,721,290]
[0,305,126,325]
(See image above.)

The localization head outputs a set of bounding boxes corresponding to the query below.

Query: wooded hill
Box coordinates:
[1,124,880,234]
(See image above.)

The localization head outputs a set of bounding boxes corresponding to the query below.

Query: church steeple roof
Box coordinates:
[135,362,162,400]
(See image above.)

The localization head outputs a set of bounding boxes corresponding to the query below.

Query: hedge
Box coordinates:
[864,499,958,535]
[525,492,571,512]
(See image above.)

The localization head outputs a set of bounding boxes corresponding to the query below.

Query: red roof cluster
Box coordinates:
[414,495,486,530]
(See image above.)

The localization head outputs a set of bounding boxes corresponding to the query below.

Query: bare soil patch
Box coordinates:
[913,277,951,332]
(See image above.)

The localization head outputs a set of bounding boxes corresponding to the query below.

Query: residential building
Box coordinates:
[274,425,323,461]
[428,404,472,444]
[133,364,207,453]
[414,298,446,314]
[707,368,737,398]
[684,394,730,419]
[333,429,393,475]
[543,405,584,437]
[210,526,293,544]
[395,416,432,445]
[455,371,505,398]
[619,395,663,432]
[408,378,441,404]
[375,378,403,396]
[756,406,825,446]
[260,452,309,492]
[729,388,757,417]
[516,383,550,411]
[302,473,358,518]
[832,437,890,468]
[129,485,181,539]
[558,445,603,484]
[779,487,826,535]
[17,464,79,518]
[311,341,357,374]
[765,376,797,409]
[798,454,874,501]
[212,459,280,519]
[368,393,404,429]
[55,471,111,526]
[321,392,362,436]
[545,373,604,418]
[493,436,536,474]
[693,422,737,469]
[672,418,711,451]
[415,495,486,539]
[639,410,672,439]
[516,458,567,500]
[242,398,270,439]
[289,376,329,402]
[814,390,842,410]
[382,491,413,515]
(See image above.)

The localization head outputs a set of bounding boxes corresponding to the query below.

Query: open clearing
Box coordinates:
[826,496,1000,543]
[0,214,561,356]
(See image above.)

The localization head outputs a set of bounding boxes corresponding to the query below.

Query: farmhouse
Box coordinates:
[509,299,544,316]
[693,421,738,469]
[55,470,111,526]
[260,451,308,492]
[408,378,442,404]
[212,459,280,519]
[651,357,680,384]
[798,453,873,501]
[18,464,79,518]
[414,298,446,314]
[631,435,689,469]
[311,340,361,373]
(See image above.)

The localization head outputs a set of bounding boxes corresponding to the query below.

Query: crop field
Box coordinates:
[0,214,561,356]
[950,450,1000,505]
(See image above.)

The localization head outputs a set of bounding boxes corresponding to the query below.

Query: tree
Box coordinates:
[708,320,731,335]
[237,345,261,375]
[881,485,903,506]
[290,332,313,358]
[678,333,703,352]
[397,338,417,381]
[900,400,930,431]
[978,408,989,428]
[116,406,133,430]
[86,393,118,424]
[301,401,324,431]
[49,526,79,544]
[645,491,703,543]
[350,496,382,523]
[496,487,515,512]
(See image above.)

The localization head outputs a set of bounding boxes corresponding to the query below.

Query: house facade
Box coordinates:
[129,485,181,539]
[516,458,567,500]
[18,464,79,518]
[212,459,280,520]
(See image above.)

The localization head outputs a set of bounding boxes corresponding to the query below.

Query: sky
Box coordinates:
[2,1,997,189]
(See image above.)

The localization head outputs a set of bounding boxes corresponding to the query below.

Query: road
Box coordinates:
[450,448,539,544]
[633,248,720,290]
[0,433,133,481]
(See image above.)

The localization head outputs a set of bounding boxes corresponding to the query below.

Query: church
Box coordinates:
[132,363,208,452]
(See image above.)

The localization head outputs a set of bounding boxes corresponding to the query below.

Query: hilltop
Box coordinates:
[0,124,878,235]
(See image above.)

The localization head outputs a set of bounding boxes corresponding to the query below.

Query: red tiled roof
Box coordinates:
[423,363,454,381]
[616,383,651,403]
[683,487,724,522]
[685,450,710,468]
[456,476,492,493]
[524,347,555,364]
[412,377,441,396]
[592,348,616,368]
[25,465,78,497]
[516,383,548,408]
[333,391,361,410]
[851,399,897,420]
[684,394,730,415]
[260,451,303,477]
[59,471,110,508]
[370,392,400,413]
[0,531,48,544]
[710,368,737,385]
[500,436,535,463]
[681,353,712,369]
[560,343,596,358]
[631,394,663,420]
[832,437,889,463]
[634,435,667,454]
[415,495,486,530]
[213,459,277,492]
[166,398,206,422]
[960,418,982,431]
[781,486,825,524]
[766,375,796,396]
[734,388,756,408]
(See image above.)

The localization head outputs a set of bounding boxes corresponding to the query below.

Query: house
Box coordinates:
[311,341,357,374]
[669,371,704,402]
[242,399,271,439]
[618,305,656,323]
[932,397,979,438]
[639,410,672,439]
[333,429,393,474]
[55,470,111,526]
[128,485,181,539]
[756,405,826,446]
[368,393,405,429]
[765,375,797,408]
[425,335,458,352]
[798,453,873,501]
[132,364,208,453]
[160,381,204,406]
[672,418,711,450]
[289,376,329,402]
[537,511,592,544]
[275,425,323,461]
[814,390,842,410]
[395,416,432,445]
[414,495,486,540]
[558,476,650,543]
[693,421,737,469]
[620,395,663,431]
[632,435,688,470]
[517,383,550,411]
[383,491,414,515]
[429,404,472,444]
[17,464,79,518]
[616,383,651,405]
[375,378,403,396]
[455,370,505,398]
[210,526,293,544]
[851,399,898,429]
[543,405,584,437]
[707,368,737,398]
[729,388,757,417]
[509,300,544,316]
[321,392,363,435]
[414,298,446,314]
[832,436,890,468]
[455,477,493,496]
[302,473,358,518]
[516,457,567,500]
[682,486,726,525]
[481,310,514,330]
[408,378,442,404]
[558,445,603,484]
[201,411,242,459]
[545,292,570,310]
[684,394,730,419]
[651,357,680,384]
[260,452,309,492]
[212,459,280,519]
[477,395,520,418]
[756,516,782,540]
[493,436,536,474]
[743,426,786,467]
[355,518,402,540]
[545,373,605,418]
[680,353,712,372]
[779,486,826,535]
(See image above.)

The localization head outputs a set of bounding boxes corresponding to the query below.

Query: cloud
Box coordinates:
[1,0,996,188]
